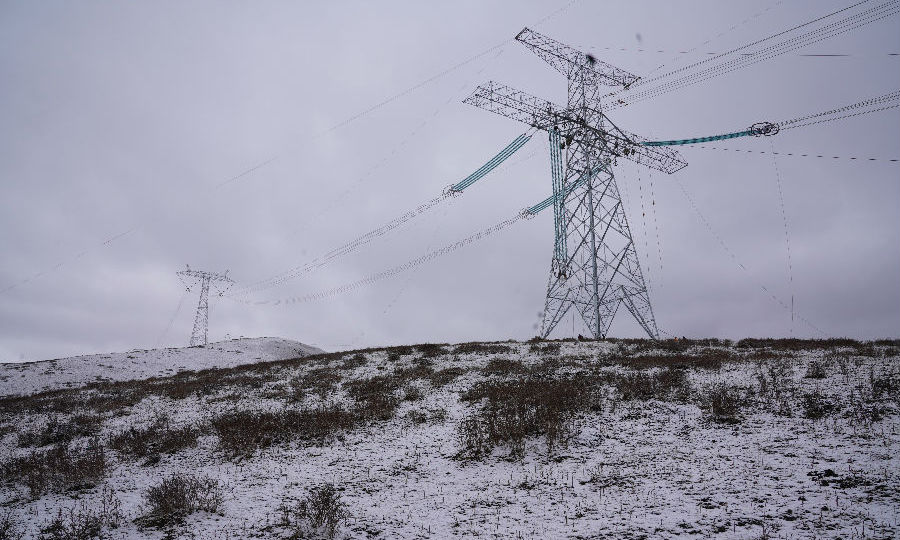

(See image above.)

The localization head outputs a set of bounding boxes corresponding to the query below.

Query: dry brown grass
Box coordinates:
[458,376,597,459]
[137,473,223,528]
[211,407,356,457]
[453,343,514,355]
[481,358,526,376]
[430,367,468,388]
[1,439,106,498]
[108,417,199,459]
[17,413,103,448]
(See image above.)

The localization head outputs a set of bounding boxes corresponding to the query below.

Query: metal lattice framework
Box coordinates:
[177,265,233,346]
[464,28,693,339]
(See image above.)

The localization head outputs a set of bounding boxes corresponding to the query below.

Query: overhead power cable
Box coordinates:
[671,176,828,337]
[639,90,899,147]
[779,91,900,130]
[769,138,795,336]
[639,0,787,77]
[235,148,571,307]
[230,132,533,297]
[591,46,896,57]
[1,2,578,298]
[606,0,899,110]
[692,145,900,163]
[612,0,870,96]
[236,213,526,307]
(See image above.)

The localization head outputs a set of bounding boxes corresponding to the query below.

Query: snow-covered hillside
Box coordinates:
[0,337,323,397]
[0,339,897,539]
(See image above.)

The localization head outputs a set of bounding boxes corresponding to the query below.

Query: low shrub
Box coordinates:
[278,484,348,540]
[138,473,223,528]
[804,361,829,379]
[801,392,838,420]
[291,368,342,400]
[528,342,561,355]
[402,385,423,402]
[159,373,220,400]
[2,439,106,498]
[405,407,447,425]
[340,353,367,370]
[702,383,743,423]
[18,413,103,448]
[580,463,633,490]
[387,345,415,358]
[458,376,594,459]
[648,339,692,353]
[212,407,356,456]
[845,400,888,423]
[394,362,435,383]
[417,343,449,358]
[345,375,400,421]
[736,338,861,351]
[430,367,467,388]
[481,358,526,376]
[108,418,198,459]
[38,487,121,540]
[872,372,899,401]
[626,347,738,370]
[0,510,24,540]
[453,343,514,355]
[612,368,691,402]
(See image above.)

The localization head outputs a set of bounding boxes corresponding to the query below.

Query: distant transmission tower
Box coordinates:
[464,28,692,339]
[177,265,233,346]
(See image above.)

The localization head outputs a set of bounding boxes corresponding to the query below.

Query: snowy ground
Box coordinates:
[0,339,898,539]
[0,337,323,396]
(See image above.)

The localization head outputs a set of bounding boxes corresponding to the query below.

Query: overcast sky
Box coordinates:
[1,1,898,362]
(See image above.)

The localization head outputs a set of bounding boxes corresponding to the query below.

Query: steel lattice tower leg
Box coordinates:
[540,157,659,340]
[189,276,211,346]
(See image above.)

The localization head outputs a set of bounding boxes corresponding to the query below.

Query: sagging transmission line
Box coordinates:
[604,0,899,111]
[461,23,898,340]
[229,131,534,298]
[233,164,596,307]
[636,90,898,147]
[234,29,897,339]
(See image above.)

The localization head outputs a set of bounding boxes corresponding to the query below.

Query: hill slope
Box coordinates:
[0,339,897,539]
[0,337,323,396]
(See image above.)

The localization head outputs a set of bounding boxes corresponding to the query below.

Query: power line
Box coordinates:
[769,138,795,336]
[1,1,579,298]
[641,0,787,77]
[671,176,828,337]
[155,289,188,349]
[230,132,533,298]
[589,46,896,57]
[691,145,899,162]
[621,0,871,92]
[237,213,525,307]
[606,1,899,110]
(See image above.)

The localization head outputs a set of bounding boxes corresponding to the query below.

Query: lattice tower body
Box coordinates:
[177,266,233,346]
[465,29,689,339]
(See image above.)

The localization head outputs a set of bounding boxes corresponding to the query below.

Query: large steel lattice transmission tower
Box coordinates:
[465,28,688,339]
[177,265,234,346]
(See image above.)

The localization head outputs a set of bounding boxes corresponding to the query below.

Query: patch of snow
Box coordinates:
[1,341,898,539]
[0,337,323,396]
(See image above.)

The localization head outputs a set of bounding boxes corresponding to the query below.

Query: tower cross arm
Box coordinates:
[602,121,689,175]
[516,28,639,88]
[463,81,566,130]
[177,267,234,283]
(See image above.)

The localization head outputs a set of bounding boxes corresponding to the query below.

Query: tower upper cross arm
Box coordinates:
[515,28,640,88]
